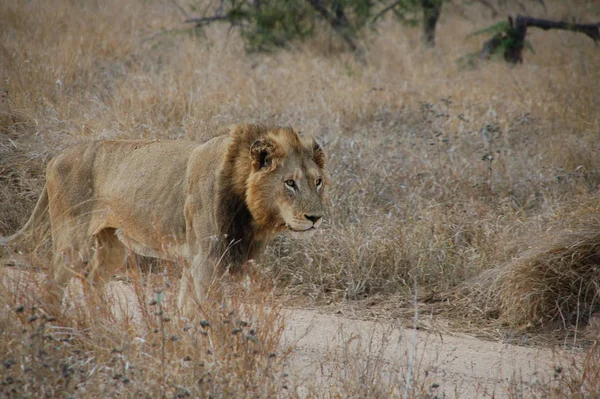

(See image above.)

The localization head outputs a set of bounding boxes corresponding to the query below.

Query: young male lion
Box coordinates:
[1,124,327,315]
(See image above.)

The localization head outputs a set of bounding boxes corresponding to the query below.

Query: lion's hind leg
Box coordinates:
[46,227,126,316]
[46,240,91,316]
[87,228,126,299]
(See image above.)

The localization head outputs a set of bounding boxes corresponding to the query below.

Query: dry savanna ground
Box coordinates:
[1,0,600,397]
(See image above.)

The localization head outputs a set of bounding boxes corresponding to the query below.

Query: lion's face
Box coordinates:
[245,128,327,235]
[276,154,326,233]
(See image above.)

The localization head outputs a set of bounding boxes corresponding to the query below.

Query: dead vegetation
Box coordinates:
[1,0,600,396]
[448,205,600,332]
[0,267,290,398]
[498,217,600,329]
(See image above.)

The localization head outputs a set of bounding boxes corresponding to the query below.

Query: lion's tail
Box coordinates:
[0,185,49,247]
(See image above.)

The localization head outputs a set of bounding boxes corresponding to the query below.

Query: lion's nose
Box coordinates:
[305,214,322,225]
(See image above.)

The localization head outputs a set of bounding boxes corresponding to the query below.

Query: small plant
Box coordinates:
[480,122,501,194]
[471,20,535,63]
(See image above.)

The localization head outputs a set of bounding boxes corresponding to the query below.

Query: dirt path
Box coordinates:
[282,308,561,397]
[3,268,571,398]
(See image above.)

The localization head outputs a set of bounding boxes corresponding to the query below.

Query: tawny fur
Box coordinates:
[1,124,327,315]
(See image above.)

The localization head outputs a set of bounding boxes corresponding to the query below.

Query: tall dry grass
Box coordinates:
[0,265,290,398]
[1,0,599,337]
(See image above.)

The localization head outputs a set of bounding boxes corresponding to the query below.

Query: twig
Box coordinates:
[370,0,402,25]
[305,0,357,51]
[184,15,230,26]
[168,0,189,18]
[404,256,420,398]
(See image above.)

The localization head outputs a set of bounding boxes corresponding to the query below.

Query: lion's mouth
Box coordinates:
[290,227,314,232]
[284,224,316,232]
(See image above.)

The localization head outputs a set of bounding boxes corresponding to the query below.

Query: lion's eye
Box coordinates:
[316,178,322,187]
[285,179,296,189]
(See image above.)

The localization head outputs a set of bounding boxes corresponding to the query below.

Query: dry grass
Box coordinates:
[505,342,600,398]
[0,265,290,398]
[1,0,600,394]
[300,323,435,398]
[498,217,600,329]
[440,199,600,337]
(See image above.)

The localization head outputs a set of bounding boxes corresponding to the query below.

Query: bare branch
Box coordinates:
[518,16,600,42]
[168,0,189,19]
[305,0,357,51]
[370,0,402,25]
[480,15,600,64]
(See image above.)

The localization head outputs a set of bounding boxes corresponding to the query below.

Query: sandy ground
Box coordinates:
[3,267,573,398]
[282,308,560,397]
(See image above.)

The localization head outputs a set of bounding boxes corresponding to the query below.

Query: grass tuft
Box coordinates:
[497,215,600,329]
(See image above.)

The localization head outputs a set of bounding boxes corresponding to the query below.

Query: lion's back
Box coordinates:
[46,140,202,241]
[48,140,198,193]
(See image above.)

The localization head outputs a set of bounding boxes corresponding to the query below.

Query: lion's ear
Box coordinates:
[312,139,325,169]
[250,139,275,170]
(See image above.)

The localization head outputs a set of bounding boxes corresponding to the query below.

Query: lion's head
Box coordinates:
[239,126,327,235]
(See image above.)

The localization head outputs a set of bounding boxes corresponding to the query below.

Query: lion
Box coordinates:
[0,124,327,314]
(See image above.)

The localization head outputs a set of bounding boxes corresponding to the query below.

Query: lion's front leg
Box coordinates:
[178,253,216,317]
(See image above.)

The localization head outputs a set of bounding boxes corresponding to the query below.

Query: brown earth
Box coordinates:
[106,277,571,397]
